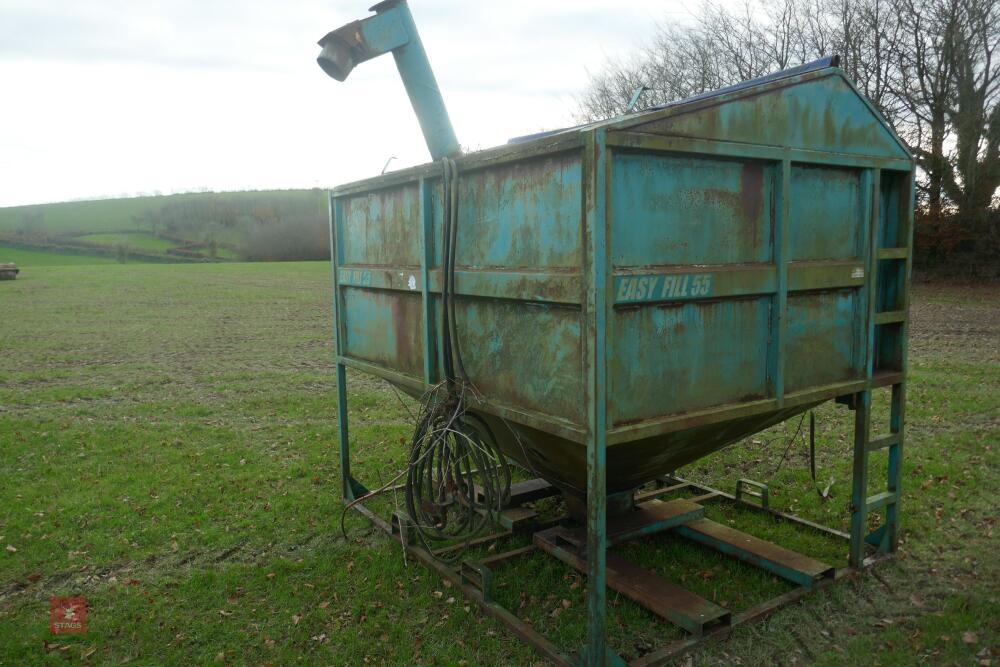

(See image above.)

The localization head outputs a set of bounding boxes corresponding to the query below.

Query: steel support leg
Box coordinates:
[585,430,609,665]
[849,389,871,568]
[336,362,354,502]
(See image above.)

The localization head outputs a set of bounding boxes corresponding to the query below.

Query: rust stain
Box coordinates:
[390,295,417,373]
[739,163,764,221]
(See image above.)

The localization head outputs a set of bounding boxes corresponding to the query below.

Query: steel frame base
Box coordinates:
[344,473,893,667]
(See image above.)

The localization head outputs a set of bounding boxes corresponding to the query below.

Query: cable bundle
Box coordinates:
[401,157,510,559]
[404,385,510,559]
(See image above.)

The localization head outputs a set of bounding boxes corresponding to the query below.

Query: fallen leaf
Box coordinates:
[292,614,301,625]
[318,601,330,609]
[962,631,978,644]
[5,545,16,553]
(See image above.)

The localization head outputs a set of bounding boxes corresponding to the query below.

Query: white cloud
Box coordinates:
[0,0,698,206]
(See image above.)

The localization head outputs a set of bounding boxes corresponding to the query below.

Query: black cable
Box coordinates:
[398,159,510,561]
[809,410,831,500]
[440,158,455,383]
[769,411,807,478]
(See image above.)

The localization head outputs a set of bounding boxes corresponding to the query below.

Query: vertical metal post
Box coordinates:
[329,194,354,502]
[885,382,904,550]
[849,389,871,568]
[336,364,354,501]
[864,170,881,378]
[853,170,874,375]
[582,128,616,666]
[769,158,791,404]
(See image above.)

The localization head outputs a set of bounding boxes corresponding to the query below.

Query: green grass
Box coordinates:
[0,244,119,267]
[77,233,177,252]
[0,264,997,665]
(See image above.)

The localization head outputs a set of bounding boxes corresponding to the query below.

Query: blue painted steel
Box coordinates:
[329,61,913,498]
[647,56,842,111]
[318,0,459,160]
[325,47,915,665]
[583,127,615,665]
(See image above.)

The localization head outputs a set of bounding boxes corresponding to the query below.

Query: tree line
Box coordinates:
[132,191,330,261]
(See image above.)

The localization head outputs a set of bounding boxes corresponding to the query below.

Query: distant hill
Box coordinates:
[0,189,329,263]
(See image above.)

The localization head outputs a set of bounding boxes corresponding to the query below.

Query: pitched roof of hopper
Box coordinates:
[511,57,910,160]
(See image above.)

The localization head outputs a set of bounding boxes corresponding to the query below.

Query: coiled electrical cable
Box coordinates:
[404,384,510,560]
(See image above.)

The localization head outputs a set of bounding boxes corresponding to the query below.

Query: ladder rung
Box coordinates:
[866,491,897,511]
[877,247,909,260]
[867,433,900,452]
[875,310,907,324]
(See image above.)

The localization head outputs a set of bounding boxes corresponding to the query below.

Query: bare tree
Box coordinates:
[576,0,1000,218]
[944,0,1000,216]
[895,0,959,214]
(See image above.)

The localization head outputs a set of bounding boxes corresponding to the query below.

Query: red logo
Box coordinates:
[50,597,87,634]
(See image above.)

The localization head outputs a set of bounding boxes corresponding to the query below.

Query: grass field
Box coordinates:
[0,263,997,665]
[77,233,178,253]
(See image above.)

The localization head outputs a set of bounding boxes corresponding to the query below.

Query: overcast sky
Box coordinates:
[0,0,703,208]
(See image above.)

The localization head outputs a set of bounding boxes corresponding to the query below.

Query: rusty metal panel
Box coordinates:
[610,298,770,425]
[341,286,424,378]
[611,154,773,267]
[784,289,861,393]
[624,73,909,160]
[789,165,863,260]
[452,153,583,270]
[454,298,583,423]
[339,183,422,267]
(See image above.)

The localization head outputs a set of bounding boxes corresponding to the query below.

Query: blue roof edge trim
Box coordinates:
[646,55,840,112]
